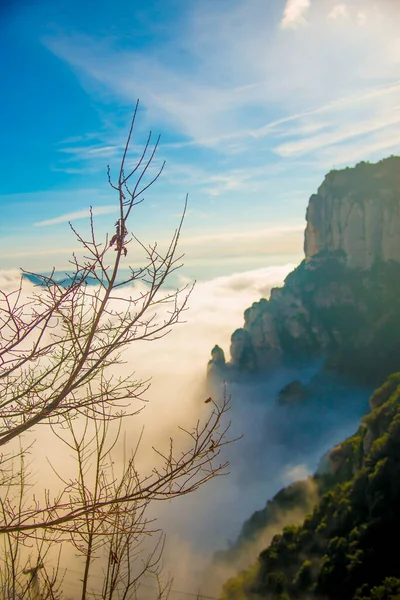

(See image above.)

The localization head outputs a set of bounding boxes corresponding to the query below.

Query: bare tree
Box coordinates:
[0,102,232,598]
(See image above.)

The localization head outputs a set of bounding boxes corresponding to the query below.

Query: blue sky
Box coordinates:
[1,0,400,279]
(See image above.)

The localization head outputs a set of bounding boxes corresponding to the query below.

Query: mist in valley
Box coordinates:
[155,366,371,595]
[0,262,374,596]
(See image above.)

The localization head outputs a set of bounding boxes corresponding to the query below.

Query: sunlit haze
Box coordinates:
[1,0,400,277]
[2,1,400,598]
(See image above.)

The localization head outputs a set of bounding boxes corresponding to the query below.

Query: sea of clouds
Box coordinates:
[0,264,372,597]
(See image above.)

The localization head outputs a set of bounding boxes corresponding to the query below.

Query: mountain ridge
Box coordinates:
[208,156,400,386]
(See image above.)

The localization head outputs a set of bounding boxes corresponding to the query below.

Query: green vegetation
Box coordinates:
[214,480,319,570]
[324,156,400,203]
[244,256,400,383]
[221,373,400,600]
[238,156,400,383]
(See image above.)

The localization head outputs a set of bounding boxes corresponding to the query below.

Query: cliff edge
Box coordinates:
[208,157,400,385]
[304,157,400,269]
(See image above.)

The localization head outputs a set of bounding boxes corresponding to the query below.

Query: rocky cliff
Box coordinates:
[304,157,400,269]
[208,157,400,385]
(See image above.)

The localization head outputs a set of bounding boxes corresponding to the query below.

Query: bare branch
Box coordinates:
[0,107,235,599]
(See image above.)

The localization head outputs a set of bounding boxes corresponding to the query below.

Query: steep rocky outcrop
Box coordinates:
[216,257,400,383]
[304,157,400,269]
[207,345,227,385]
[210,157,400,385]
[277,380,308,406]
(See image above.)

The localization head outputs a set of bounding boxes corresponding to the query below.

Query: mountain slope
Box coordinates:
[208,157,400,386]
[221,373,400,600]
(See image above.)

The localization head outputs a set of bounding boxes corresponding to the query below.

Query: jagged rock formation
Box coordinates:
[207,345,226,383]
[210,158,400,599]
[210,157,400,385]
[217,257,400,383]
[304,157,400,269]
[277,380,308,406]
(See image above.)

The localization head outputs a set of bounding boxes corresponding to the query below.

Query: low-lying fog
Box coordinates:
[0,265,372,597]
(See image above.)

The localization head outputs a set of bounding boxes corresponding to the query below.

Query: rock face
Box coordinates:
[209,157,400,384]
[277,380,308,406]
[225,256,400,382]
[207,345,226,383]
[304,157,400,269]
[229,329,257,371]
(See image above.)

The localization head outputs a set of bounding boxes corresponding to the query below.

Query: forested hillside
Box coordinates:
[221,373,400,600]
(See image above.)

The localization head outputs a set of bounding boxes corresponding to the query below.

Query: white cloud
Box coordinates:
[183,225,303,246]
[315,127,400,168]
[357,10,367,26]
[58,144,121,158]
[328,4,349,20]
[1,246,80,260]
[179,225,304,270]
[0,263,294,592]
[0,262,371,593]
[34,204,117,227]
[283,463,311,483]
[274,111,400,158]
[281,0,311,29]
[43,0,400,190]
[0,269,24,290]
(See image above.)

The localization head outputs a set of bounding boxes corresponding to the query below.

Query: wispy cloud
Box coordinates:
[315,127,400,168]
[202,165,286,197]
[280,0,311,29]
[40,0,400,230]
[184,225,304,246]
[328,4,349,20]
[59,144,121,158]
[180,224,304,268]
[34,205,117,227]
[1,247,80,259]
[43,1,400,146]
[274,111,400,158]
